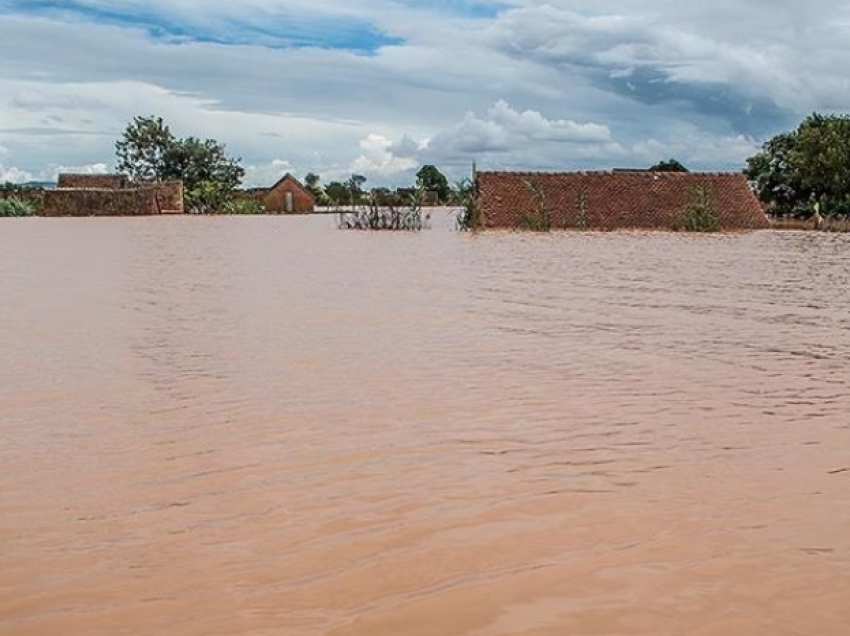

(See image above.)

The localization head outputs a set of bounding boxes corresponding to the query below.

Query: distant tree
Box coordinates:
[650,159,689,172]
[416,165,451,202]
[746,113,850,218]
[347,174,367,205]
[116,116,175,181]
[304,172,322,197]
[325,181,350,206]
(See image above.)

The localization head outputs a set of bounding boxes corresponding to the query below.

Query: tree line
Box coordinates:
[8,113,850,219]
[114,116,457,212]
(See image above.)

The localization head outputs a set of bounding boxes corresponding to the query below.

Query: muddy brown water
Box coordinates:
[1,214,849,636]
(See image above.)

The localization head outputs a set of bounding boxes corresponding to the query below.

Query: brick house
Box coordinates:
[476,170,770,230]
[256,174,316,214]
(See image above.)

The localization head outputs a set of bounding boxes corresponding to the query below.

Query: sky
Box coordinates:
[1,0,849,187]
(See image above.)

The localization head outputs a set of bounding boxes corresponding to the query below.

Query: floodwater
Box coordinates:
[1,214,849,636]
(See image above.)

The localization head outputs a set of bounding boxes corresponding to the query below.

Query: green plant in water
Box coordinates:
[455,178,481,231]
[676,185,720,232]
[220,197,265,215]
[521,180,552,232]
[0,197,36,217]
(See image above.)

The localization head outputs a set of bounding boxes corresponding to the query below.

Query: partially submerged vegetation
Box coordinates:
[338,189,430,231]
[218,197,266,215]
[675,185,720,232]
[454,178,481,231]
[0,197,36,217]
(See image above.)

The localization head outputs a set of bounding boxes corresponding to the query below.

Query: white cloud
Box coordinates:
[351,134,419,177]
[1,1,849,184]
[0,164,34,184]
[244,159,293,188]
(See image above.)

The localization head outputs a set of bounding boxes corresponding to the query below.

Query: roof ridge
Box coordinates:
[476,170,746,177]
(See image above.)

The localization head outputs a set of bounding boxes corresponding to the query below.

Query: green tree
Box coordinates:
[649,159,689,172]
[304,172,322,197]
[325,181,350,205]
[115,116,175,181]
[745,132,807,216]
[746,113,850,218]
[416,165,450,202]
[116,116,245,212]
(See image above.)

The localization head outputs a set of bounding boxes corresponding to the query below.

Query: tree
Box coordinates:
[325,181,350,206]
[347,174,367,205]
[416,165,450,202]
[115,116,245,212]
[745,132,807,216]
[304,172,322,196]
[649,159,689,172]
[116,116,175,181]
[746,113,850,218]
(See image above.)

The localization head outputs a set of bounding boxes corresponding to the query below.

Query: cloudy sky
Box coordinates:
[1,0,848,186]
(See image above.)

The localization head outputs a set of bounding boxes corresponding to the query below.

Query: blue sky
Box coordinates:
[1,0,848,186]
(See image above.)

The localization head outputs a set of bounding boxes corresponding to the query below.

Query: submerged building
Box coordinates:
[43,174,184,217]
[251,174,316,214]
[476,170,770,231]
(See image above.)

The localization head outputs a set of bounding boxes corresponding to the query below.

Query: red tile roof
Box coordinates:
[476,170,770,230]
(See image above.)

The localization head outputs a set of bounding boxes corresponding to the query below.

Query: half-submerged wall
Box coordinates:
[42,188,157,217]
[476,171,770,231]
[40,175,185,217]
[41,182,185,217]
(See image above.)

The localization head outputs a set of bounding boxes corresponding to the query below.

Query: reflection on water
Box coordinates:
[1,215,850,636]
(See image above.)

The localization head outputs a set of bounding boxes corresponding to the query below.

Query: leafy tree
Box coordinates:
[116,116,244,212]
[160,137,244,193]
[325,181,350,205]
[745,133,807,216]
[650,159,689,172]
[746,113,850,218]
[116,116,175,181]
[304,172,322,197]
[416,165,451,202]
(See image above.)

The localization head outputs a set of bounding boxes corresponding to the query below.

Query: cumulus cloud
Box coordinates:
[243,159,294,187]
[1,1,849,183]
[351,134,419,177]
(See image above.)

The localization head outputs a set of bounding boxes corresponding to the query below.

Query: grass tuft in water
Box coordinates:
[0,197,37,217]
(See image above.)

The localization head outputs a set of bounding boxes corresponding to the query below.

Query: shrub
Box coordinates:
[0,197,36,217]
[338,189,429,231]
[220,197,265,215]
[676,186,720,232]
[185,180,231,214]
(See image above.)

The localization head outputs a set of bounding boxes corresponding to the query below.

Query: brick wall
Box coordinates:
[57,174,130,190]
[477,171,771,231]
[41,188,158,217]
